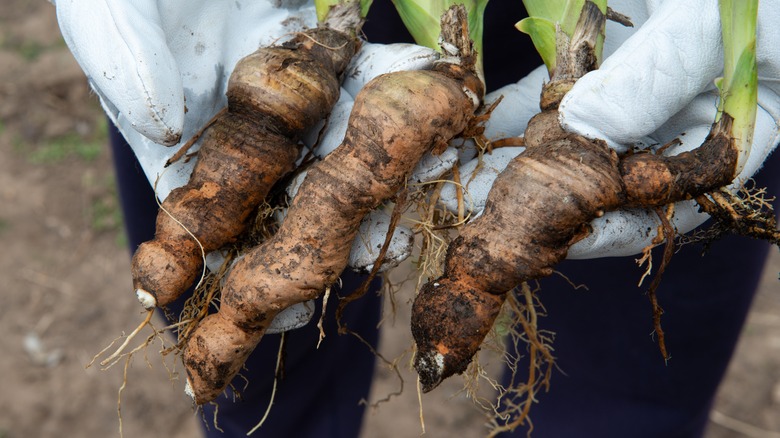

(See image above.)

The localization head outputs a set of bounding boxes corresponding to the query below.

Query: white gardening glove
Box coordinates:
[442,0,780,259]
[55,0,322,199]
[55,0,438,330]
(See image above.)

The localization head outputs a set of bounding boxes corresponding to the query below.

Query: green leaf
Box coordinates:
[522,0,605,37]
[391,0,441,51]
[360,0,374,18]
[520,0,607,73]
[515,17,557,72]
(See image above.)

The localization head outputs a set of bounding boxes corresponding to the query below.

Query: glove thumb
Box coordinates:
[56,0,184,145]
[559,0,722,152]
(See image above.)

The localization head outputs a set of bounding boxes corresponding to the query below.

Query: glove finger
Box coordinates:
[559,0,722,151]
[481,65,548,140]
[342,43,439,98]
[409,147,460,185]
[439,147,525,215]
[56,0,184,145]
[109,3,314,200]
[302,91,354,157]
[349,208,415,273]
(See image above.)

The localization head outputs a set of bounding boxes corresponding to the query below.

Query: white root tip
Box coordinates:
[135,289,157,309]
[414,351,445,393]
[184,378,195,401]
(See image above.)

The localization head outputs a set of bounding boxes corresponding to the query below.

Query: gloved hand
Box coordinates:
[54,0,438,197]
[55,0,313,198]
[441,0,780,259]
[55,0,439,330]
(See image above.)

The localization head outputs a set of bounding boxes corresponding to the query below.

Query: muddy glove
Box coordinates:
[442,0,780,259]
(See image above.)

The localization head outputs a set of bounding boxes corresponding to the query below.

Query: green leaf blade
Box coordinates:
[717,0,759,173]
[515,17,557,72]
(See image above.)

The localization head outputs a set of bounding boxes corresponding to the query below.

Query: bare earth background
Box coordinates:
[1,3,779,438]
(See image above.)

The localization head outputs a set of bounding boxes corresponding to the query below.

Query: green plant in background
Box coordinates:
[16,41,44,61]
[0,34,68,61]
[27,118,107,164]
[82,172,125,246]
[90,191,122,232]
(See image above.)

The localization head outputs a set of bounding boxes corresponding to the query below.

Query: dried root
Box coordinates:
[463,283,556,437]
[690,182,780,248]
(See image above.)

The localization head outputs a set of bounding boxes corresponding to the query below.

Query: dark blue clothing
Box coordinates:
[501,228,775,437]
[108,3,779,437]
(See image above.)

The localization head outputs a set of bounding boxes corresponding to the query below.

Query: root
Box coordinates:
[317,286,331,349]
[409,180,455,284]
[245,199,287,250]
[88,309,154,368]
[490,136,525,149]
[176,199,284,351]
[690,182,780,248]
[350,328,405,408]
[458,283,556,438]
[100,315,186,438]
[636,203,674,288]
[165,107,228,167]
[451,164,466,224]
[208,402,225,434]
[247,332,286,435]
[407,176,476,288]
[416,376,426,435]
[355,276,409,412]
[644,206,676,362]
[89,310,186,371]
[116,356,132,438]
